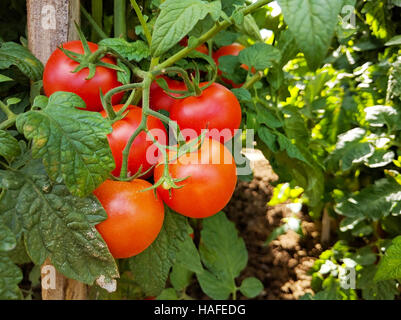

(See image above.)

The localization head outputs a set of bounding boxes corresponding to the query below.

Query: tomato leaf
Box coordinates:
[328,128,374,171]
[196,212,247,300]
[128,209,189,296]
[276,0,343,70]
[98,38,150,62]
[170,264,193,291]
[358,265,398,300]
[16,92,115,197]
[0,253,22,300]
[0,160,119,285]
[0,223,16,252]
[0,130,21,163]
[239,277,263,298]
[239,43,281,70]
[0,222,22,299]
[375,236,401,282]
[336,178,401,221]
[151,0,218,57]
[0,42,43,81]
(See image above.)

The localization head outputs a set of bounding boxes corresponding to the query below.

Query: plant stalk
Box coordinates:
[114,0,127,39]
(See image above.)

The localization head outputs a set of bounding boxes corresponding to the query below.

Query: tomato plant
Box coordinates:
[2,0,401,303]
[154,138,237,218]
[93,179,164,259]
[43,40,124,112]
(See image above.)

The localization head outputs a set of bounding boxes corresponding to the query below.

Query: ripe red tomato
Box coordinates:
[94,179,164,258]
[169,82,242,142]
[43,40,124,112]
[149,76,186,112]
[212,43,248,88]
[100,105,167,178]
[179,37,209,55]
[154,138,237,218]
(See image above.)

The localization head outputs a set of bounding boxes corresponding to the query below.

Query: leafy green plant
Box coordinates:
[2,0,401,301]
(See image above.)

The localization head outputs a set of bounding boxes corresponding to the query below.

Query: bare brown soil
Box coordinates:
[189,152,323,300]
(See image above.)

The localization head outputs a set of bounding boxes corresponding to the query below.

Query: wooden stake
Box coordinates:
[26,0,87,300]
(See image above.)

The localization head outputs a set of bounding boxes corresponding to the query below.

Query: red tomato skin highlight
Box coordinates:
[154,138,237,218]
[169,82,242,142]
[100,105,167,178]
[93,179,164,259]
[43,40,124,112]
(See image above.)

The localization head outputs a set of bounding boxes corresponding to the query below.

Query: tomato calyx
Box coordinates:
[58,23,124,80]
[151,50,218,100]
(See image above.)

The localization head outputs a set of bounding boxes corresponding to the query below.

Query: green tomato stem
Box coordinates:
[129,0,152,46]
[81,3,107,40]
[154,0,272,71]
[243,71,263,89]
[114,0,127,39]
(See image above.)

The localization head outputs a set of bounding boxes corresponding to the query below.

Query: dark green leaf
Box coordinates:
[276,0,343,70]
[151,0,211,56]
[197,212,247,300]
[0,160,118,285]
[239,43,281,70]
[16,92,115,197]
[0,130,20,163]
[129,210,188,296]
[375,236,401,281]
[336,178,401,221]
[98,38,150,62]
[239,277,263,298]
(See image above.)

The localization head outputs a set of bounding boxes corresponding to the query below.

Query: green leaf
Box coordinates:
[277,133,308,164]
[0,130,21,163]
[151,0,211,56]
[359,265,398,300]
[255,104,282,128]
[16,92,115,197]
[239,43,281,70]
[98,38,150,62]
[362,1,393,40]
[231,88,251,102]
[128,209,188,296]
[276,0,343,70]
[170,264,193,291]
[175,233,203,273]
[257,126,278,152]
[235,15,263,41]
[375,236,401,281]
[213,30,239,47]
[239,277,263,298]
[221,0,245,16]
[0,74,13,83]
[0,223,16,252]
[0,42,43,81]
[385,35,401,46]
[197,212,248,300]
[365,150,394,168]
[0,160,119,285]
[364,105,401,130]
[0,253,22,300]
[328,128,374,171]
[156,288,179,300]
[336,178,401,221]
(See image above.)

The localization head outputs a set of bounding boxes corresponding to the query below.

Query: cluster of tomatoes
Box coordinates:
[42,40,246,259]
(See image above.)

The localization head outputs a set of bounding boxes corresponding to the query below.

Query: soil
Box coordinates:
[188,149,323,300]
